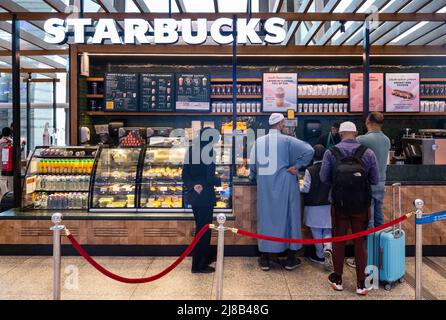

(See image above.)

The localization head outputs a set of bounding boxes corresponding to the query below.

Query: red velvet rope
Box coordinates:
[236,215,409,244]
[66,224,210,284]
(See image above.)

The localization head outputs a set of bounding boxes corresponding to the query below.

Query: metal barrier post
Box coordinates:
[215,213,226,300]
[414,199,424,300]
[50,213,65,300]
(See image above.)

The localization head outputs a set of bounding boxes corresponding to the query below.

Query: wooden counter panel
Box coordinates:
[0,185,444,246]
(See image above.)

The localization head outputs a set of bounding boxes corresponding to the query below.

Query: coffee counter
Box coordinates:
[0,167,445,254]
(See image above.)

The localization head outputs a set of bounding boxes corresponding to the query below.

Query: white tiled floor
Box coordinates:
[0,256,445,300]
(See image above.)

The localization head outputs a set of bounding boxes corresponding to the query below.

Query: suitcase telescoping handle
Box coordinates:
[392,183,403,237]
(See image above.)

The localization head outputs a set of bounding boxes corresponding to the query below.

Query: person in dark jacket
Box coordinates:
[317,122,341,149]
[300,144,333,271]
[182,128,220,273]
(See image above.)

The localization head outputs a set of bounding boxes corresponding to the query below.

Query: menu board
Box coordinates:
[104,73,139,112]
[263,73,297,112]
[175,74,210,111]
[385,73,420,112]
[350,73,384,112]
[140,73,174,112]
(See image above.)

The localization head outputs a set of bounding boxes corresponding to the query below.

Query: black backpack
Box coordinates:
[330,145,372,215]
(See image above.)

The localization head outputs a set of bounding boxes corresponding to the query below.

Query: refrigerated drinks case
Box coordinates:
[89,147,143,212]
[22,146,98,210]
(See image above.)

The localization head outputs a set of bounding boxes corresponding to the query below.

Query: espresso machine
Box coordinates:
[402,129,446,165]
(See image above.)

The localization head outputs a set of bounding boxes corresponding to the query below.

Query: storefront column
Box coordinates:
[363,20,370,123]
[11,15,21,208]
[53,79,57,141]
[232,15,237,177]
[26,73,31,156]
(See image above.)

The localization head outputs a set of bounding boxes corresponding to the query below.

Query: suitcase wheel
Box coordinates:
[398,278,405,284]
[384,283,392,291]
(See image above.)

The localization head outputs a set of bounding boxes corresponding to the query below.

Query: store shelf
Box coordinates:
[298,95,349,99]
[83,94,104,99]
[85,111,265,116]
[420,96,446,99]
[210,78,262,83]
[420,78,446,82]
[210,95,262,99]
[35,190,89,193]
[297,112,356,116]
[385,112,446,116]
[298,78,349,83]
[85,77,104,82]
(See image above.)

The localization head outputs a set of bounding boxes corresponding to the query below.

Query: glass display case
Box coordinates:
[138,137,232,212]
[138,139,186,212]
[89,147,143,212]
[22,146,98,210]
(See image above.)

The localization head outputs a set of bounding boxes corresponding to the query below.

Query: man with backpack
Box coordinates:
[320,121,379,296]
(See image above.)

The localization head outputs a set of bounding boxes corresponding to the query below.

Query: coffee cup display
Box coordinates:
[275,87,286,107]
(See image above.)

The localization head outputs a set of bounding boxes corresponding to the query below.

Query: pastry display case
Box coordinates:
[138,137,232,212]
[22,146,98,210]
[138,137,186,212]
[89,146,143,212]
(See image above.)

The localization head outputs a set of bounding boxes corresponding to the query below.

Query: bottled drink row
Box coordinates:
[37,159,95,175]
[211,101,262,113]
[36,175,91,191]
[420,84,446,96]
[298,103,349,113]
[298,84,348,96]
[211,84,262,96]
[35,192,89,210]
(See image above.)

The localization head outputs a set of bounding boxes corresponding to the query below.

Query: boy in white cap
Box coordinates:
[249,113,314,271]
[320,121,379,296]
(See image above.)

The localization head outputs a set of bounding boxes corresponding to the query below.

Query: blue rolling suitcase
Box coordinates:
[367,183,406,291]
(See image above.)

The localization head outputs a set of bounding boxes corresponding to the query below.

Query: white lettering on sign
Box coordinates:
[67,18,92,43]
[91,19,121,44]
[154,18,179,44]
[124,19,150,44]
[264,17,286,44]
[44,18,67,44]
[181,18,207,45]
[43,18,287,45]
[210,18,233,45]
[237,18,262,45]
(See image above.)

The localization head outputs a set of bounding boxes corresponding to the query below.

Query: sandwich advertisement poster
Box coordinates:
[385,73,420,112]
[263,73,298,112]
[350,73,384,112]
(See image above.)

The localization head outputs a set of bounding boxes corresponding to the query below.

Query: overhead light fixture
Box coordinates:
[340,21,346,33]
[80,52,89,77]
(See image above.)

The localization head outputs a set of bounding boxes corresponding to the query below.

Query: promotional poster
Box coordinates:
[350,73,384,112]
[263,73,298,112]
[385,73,420,112]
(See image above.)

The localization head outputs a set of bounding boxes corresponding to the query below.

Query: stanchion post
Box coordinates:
[215,213,226,300]
[50,213,65,300]
[414,199,424,300]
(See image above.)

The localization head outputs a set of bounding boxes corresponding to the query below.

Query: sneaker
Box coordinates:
[328,273,344,291]
[356,281,371,296]
[346,257,356,268]
[323,249,333,271]
[308,253,325,265]
[284,256,302,271]
[259,255,270,271]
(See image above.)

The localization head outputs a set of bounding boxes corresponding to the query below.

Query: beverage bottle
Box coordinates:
[43,122,50,146]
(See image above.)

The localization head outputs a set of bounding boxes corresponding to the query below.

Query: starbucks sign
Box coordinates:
[43,17,287,45]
